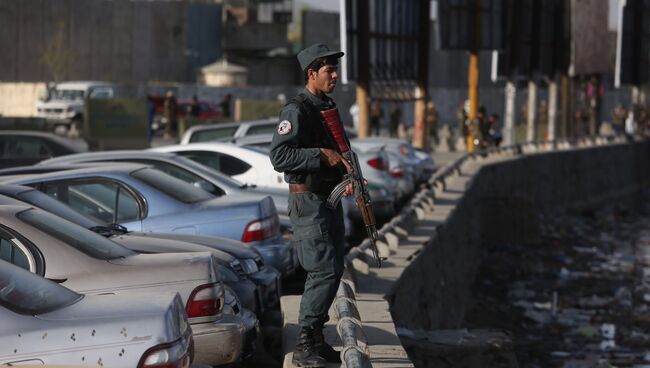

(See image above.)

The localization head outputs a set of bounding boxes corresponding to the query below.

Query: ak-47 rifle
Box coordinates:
[320,107,385,267]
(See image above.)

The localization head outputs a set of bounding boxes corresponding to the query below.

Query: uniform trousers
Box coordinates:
[289,191,345,329]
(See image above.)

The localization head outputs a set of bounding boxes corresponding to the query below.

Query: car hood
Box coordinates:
[113,232,236,263]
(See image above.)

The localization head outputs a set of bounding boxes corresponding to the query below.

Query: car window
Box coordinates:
[42,181,140,224]
[17,208,135,260]
[0,237,30,270]
[17,189,99,228]
[176,151,251,177]
[245,123,277,136]
[3,137,52,158]
[0,259,82,315]
[190,127,239,143]
[122,159,226,196]
[220,155,251,176]
[131,167,214,203]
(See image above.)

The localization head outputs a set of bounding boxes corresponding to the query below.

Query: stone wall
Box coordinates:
[387,142,650,331]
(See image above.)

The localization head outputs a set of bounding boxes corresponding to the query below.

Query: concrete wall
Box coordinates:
[387,142,650,331]
[0,83,46,117]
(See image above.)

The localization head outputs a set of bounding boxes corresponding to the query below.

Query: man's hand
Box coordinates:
[319,148,352,173]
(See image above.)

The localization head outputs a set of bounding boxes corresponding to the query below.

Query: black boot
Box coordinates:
[293,327,326,368]
[314,327,341,363]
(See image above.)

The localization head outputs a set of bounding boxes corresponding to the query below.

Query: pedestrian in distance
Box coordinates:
[389,101,401,137]
[269,43,352,368]
[188,95,200,118]
[220,94,232,119]
[163,90,178,140]
[370,100,383,136]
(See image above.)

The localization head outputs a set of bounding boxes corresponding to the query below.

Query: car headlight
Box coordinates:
[241,258,259,274]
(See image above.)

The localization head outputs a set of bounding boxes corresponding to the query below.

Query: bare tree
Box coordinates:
[40,21,73,82]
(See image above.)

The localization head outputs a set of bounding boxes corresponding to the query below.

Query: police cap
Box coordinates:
[297,43,344,71]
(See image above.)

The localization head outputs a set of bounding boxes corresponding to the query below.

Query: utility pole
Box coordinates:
[412,0,431,149]
[356,0,370,138]
[503,80,516,145]
[526,80,537,142]
[466,0,481,152]
[547,75,558,142]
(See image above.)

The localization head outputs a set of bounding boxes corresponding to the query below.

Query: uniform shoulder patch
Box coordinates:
[278,120,292,135]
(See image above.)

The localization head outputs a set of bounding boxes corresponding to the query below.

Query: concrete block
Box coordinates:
[376,239,391,257]
[384,231,400,249]
[351,257,369,275]
[415,206,426,220]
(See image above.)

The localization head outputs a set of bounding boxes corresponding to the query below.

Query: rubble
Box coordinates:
[463,197,650,367]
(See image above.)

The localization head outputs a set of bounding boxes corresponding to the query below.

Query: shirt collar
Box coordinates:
[303,87,334,108]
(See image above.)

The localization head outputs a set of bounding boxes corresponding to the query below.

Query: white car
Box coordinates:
[0,259,193,368]
[151,143,288,190]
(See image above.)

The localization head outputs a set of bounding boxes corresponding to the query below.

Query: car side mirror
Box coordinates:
[194,180,216,194]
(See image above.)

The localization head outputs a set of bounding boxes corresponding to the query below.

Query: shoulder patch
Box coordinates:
[278,120,292,135]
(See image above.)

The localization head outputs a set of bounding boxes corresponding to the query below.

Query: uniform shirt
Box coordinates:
[269,88,344,194]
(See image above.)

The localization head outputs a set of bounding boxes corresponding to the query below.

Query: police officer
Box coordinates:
[269,43,352,367]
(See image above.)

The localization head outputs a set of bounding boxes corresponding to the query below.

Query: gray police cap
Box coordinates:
[297,43,344,71]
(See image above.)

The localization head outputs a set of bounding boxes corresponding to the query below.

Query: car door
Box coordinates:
[39,179,144,231]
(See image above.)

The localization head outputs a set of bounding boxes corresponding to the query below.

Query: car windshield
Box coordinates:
[0,259,82,315]
[190,127,238,143]
[131,167,214,203]
[51,89,84,101]
[17,208,135,260]
[17,189,99,228]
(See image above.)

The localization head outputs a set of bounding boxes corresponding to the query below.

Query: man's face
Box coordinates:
[310,63,338,94]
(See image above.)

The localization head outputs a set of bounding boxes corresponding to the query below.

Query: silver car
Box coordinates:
[1,163,297,276]
[36,150,290,223]
[0,184,281,315]
[0,259,193,368]
[0,205,245,366]
[181,119,278,144]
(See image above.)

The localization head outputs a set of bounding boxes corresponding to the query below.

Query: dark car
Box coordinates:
[0,131,86,169]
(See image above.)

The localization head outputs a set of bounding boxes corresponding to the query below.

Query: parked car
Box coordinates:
[230,134,398,235]
[180,119,278,144]
[0,259,193,368]
[0,131,85,169]
[0,204,245,366]
[0,184,280,316]
[152,143,287,190]
[1,163,297,276]
[36,150,290,221]
[352,137,437,182]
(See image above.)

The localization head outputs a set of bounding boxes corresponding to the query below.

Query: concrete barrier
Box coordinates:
[333,135,650,368]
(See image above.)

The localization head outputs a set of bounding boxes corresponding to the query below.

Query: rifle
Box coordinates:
[320,107,385,267]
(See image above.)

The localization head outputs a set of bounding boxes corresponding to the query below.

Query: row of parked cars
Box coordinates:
[0,124,435,366]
